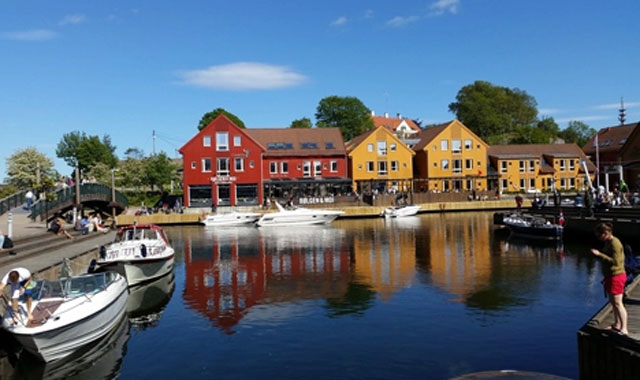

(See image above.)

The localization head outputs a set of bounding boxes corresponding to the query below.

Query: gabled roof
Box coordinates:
[582,122,638,155]
[411,122,449,151]
[372,115,422,133]
[345,125,415,156]
[488,144,596,172]
[245,128,346,157]
[178,114,265,154]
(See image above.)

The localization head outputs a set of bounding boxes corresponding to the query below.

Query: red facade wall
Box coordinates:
[179,115,264,207]
[261,155,348,180]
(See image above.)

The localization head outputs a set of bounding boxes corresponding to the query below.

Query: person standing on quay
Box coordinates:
[591,222,628,335]
[24,190,34,210]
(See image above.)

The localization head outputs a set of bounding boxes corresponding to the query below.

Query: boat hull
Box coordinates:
[202,213,260,226]
[503,216,563,241]
[256,212,342,227]
[10,278,129,362]
[98,254,174,286]
[383,205,421,217]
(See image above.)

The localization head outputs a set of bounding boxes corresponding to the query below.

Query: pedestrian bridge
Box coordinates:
[27,184,128,221]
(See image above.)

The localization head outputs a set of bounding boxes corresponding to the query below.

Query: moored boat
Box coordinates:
[1,271,128,362]
[96,224,175,286]
[502,213,563,240]
[382,204,421,217]
[201,211,261,227]
[256,202,343,227]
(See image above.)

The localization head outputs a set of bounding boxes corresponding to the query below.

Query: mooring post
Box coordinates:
[7,212,13,238]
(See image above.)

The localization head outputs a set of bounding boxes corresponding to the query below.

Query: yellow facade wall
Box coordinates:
[495,156,592,193]
[348,126,415,191]
[416,120,489,192]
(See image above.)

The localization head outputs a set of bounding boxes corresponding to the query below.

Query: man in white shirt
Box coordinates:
[0,267,33,324]
[24,190,34,210]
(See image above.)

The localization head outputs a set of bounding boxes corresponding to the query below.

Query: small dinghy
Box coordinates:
[2,264,128,362]
[382,204,421,218]
[96,224,175,286]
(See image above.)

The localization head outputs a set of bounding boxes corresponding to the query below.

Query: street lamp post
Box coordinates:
[111,169,117,221]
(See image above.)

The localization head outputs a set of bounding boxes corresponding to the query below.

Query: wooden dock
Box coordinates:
[578,275,640,379]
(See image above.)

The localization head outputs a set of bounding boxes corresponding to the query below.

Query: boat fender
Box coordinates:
[87,259,97,273]
[99,245,107,259]
[141,244,147,258]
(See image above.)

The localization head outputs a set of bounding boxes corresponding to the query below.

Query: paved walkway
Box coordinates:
[0,205,48,240]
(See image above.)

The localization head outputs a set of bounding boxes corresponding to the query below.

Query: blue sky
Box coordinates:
[2,0,639,179]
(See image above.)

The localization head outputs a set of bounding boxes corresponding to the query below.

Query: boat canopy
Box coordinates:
[30,272,119,301]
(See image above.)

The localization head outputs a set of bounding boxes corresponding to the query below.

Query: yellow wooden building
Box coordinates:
[412,120,489,192]
[488,144,596,193]
[346,125,415,193]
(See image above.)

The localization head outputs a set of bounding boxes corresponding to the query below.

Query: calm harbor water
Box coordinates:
[5,212,609,379]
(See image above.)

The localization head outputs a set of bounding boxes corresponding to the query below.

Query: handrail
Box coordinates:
[0,189,29,216]
[29,184,129,220]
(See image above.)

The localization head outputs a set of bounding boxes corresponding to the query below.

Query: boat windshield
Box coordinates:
[30,272,119,301]
[116,228,159,243]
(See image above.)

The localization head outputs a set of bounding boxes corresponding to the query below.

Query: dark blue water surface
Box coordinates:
[7,212,610,379]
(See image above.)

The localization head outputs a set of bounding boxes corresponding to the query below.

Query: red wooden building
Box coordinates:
[245,128,351,203]
[179,115,265,207]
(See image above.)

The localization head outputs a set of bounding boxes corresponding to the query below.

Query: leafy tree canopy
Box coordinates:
[315,95,374,141]
[197,108,245,130]
[448,81,539,143]
[144,152,179,191]
[290,117,312,128]
[6,147,56,188]
[86,162,113,185]
[56,131,117,174]
[558,121,597,147]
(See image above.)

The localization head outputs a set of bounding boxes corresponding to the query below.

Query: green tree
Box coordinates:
[290,117,312,128]
[5,147,56,188]
[315,96,374,141]
[448,81,539,143]
[86,162,113,185]
[56,131,117,174]
[197,108,245,131]
[144,152,178,191]
[118,147,146,189]
[558,121,597,147]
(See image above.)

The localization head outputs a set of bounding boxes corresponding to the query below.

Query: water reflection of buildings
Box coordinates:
[351,219,418,300]
[183,227,352,334]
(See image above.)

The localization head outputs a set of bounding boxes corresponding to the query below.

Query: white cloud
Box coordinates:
[386,15,419,27]
[429,0,460,16]
[555,115,610,123]
[538,108,563,115]
[1,29,57,41]
[593,101,640,110]
[176,62,308,90]
[364,9,374,19]
[331,16,348,26]
[59,14,86,25]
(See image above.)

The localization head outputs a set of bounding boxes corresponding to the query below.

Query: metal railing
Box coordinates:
[29,184,128,220]
[0,189,29,216]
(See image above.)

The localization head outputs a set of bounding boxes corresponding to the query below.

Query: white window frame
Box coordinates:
[569,160,575,171]
[440,140,449,151]
[453,159,462,173]
[191,161,196,169]
[269,162,278,174]
[452,139,461,154]
[519,160,525,173]
[303,161,311,177]
[366,161,374,172]
[330,160,338,172]
[464,139,472,150]
[281,161,288,174]
[391,161,398,171]
[233,135,241,147]
[500,161,507,173]
[560,160,566,171]
[390,143,397,152]
[520,179,525,190]
[216,158,229,175]
[314,161,322,177]
[570,177,575,188]
[367,144,373,152]
[377,141,387,156]
[377,161,388,175]
[465,159,473,170]
[202,158,212,173]
[216,132,229,151]
[501,179,508,190]
[529,160,535,172]
[529,178,535,189]
[235,157,244,172]
[203,135,211,147]
[441,159,449,170]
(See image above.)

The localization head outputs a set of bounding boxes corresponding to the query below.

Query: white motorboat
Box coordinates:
[201,211,261,227]
[1,271,128,362]
[382,204,421,217]
[256,202,343,227]
[96,224,175,286]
